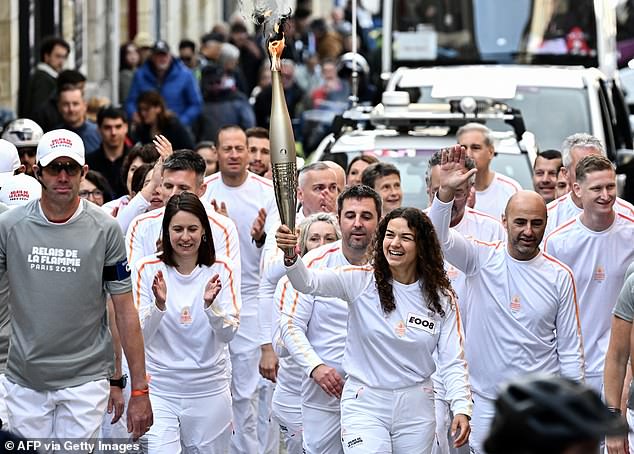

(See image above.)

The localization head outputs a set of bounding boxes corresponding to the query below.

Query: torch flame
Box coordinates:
[268,19,287,72]
[268,37,285,71]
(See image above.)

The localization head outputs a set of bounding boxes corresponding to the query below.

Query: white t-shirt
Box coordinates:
[202,172,279,320]
[544,212,634,378]
[285,256,472,417]
[474,172,522,220]
[133,255,240,398]
[545,192,634,237]
[280,241,349,411]
[429,197,585,400]
[446,207,506,321]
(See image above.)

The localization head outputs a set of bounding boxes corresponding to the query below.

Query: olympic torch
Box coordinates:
[268,24,298,256]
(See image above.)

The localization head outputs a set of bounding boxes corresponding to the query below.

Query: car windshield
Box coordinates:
[391,0,598,67]
[328,149,533,210]
[409,86,591,150]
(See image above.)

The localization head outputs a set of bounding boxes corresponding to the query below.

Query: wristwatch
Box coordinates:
[109,374,128,389]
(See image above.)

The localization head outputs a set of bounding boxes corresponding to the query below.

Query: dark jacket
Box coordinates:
[125,59,203,126]
[86,144,131,198]
[132,116,195,151]
[194,91,256,142]
[22,64,57,119]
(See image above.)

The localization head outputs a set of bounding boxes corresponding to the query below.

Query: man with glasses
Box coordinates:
[202,125,280,453]
[0,129,152,440]
[1,119,42,178]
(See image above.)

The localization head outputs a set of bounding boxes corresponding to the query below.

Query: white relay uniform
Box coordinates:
[126,204,240,275]
[544,192,634,237]
[133,255,240,453]
[473,172,522,220]
[429,197,585,453]
[259,211,307,454]
[285,257,472,453]
[544,212,634,391]
[429,207,505,454]
[202,171,279,454]
[280,241,349,454]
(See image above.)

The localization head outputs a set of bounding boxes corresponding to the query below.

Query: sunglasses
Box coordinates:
[43,161,82,176]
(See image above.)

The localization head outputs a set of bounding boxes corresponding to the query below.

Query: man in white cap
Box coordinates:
[0,129,152,440]
[0,139,24,189]
[0,174,38,428]
[0,174,41,207]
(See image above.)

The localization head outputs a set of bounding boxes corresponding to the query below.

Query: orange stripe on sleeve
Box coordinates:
[215,258,240,316]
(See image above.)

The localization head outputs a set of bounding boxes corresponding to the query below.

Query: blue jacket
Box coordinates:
[125,59,202,126]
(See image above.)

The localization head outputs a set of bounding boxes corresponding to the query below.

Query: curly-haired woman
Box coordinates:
[276,206,472,453]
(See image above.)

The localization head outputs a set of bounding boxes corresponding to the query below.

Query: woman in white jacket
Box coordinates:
[133,192,240,453]
[276,206,472,453]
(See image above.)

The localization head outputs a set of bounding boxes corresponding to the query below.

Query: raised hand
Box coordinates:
[152,271,167,310]
[437,145,477,202]
[276,224,299,258]
[251,208,267,243]
[211,199,228,217]
[153,135,173,159]
[204,273,222,308]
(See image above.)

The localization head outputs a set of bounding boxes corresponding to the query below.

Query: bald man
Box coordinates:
[428,146,584,454]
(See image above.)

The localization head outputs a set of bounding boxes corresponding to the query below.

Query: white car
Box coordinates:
[310,92,536,209]
[385,65,633,160]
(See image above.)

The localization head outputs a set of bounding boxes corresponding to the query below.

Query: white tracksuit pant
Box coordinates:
[340,378,436,453]
[5,378,109,440]
[257,377,280,454]
[303,405,343,454]
[469,392,495,454]
[144,389,232,454]
[272,387,304,454]
[230,345,261,454]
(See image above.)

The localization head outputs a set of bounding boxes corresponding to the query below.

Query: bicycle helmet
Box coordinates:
[484,374,628,454]
[1,119,43,148]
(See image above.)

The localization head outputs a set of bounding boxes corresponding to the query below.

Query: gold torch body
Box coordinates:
[269,69,298,255]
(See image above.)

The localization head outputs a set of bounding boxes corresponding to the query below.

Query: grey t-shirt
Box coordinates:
[614,261,634,409]
[614,262,634,322]
[0,199,131,390]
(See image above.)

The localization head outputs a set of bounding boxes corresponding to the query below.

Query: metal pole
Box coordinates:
[349,0,359,107]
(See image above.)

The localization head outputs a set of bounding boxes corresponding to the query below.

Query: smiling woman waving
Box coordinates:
[276,206,472,453]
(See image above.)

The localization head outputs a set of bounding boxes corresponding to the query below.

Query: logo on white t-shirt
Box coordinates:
[510,295,521,313]
[407,313,436,335]
[394,320,406,337]
[594,265,606,281]
[180,306,193,325]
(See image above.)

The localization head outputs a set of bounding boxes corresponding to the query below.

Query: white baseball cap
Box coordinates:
[0,173,42,207]
[36,129,85,167]
[0,139,22,188]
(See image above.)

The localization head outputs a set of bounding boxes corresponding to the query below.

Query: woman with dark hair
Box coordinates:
[346,154,379,187]
[80,170,113,206]
[276,207,471,453]
[119,42,140,102]
[133,91,195,150]
[133,192,240,453]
